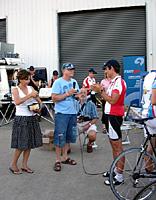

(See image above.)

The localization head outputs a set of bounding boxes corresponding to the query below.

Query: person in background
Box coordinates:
[100,72,111,133]
[77,88,98,153]
[12,68,21,86]
[141,71,156,172]
[83,68,97,104]
[48,70,59,88]
[9,69,42,174]
[28,66,39,91]
[92,60,127,186]
[51,63,79,172]
[149,77,156,158]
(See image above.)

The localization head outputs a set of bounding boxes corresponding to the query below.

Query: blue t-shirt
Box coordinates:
[51,77,79,114]
[153,81,156,89]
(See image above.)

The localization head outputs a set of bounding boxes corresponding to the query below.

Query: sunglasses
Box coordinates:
[62,63,75,70]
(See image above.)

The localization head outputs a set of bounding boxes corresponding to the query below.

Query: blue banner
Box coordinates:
[123,56,145,107]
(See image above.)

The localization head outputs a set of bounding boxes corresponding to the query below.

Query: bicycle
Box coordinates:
[109,117,156,200]
[133,180,156,200]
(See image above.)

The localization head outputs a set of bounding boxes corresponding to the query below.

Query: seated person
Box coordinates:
[77,88,98,153]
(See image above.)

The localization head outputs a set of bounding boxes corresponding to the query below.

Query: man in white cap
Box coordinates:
[51,63,79,172]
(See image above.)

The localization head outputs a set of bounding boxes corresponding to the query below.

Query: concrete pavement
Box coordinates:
[0,117,143,200]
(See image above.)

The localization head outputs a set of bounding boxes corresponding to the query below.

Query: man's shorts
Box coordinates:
[54,113,77,147]
[105,115,123,140]
[77,121,97,134]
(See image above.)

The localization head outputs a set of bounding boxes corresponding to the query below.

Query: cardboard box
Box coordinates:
[41,129,55,151]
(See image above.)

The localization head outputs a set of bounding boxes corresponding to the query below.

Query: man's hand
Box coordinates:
[67,88,77,96]
[91,84,102,94]
[33,109,41,113]
[82,123,91,132]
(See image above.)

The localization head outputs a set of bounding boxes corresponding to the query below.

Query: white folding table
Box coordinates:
[40,100,55,124]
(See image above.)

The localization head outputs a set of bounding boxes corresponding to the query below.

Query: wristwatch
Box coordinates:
[89,123,92,126]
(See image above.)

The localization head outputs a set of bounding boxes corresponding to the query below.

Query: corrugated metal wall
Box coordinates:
[59,6,146,84]
[0,0,155,79]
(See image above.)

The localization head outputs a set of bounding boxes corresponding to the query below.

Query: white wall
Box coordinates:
[0,0,155,79]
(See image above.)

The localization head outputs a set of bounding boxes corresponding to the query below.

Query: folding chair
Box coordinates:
[0,101,15,127]
[0,108,8,126]
[39,88,55,124]
[121,106,142,145]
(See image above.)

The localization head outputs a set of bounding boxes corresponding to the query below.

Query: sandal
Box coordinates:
[9,167,22,175]
[61,158,77,165]
[21,168,34,173]
[54,161,61,171]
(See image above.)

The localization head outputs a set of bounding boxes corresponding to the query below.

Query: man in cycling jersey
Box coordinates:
[92,60,127,185]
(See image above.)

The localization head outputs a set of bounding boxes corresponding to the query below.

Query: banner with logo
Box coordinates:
[123,56,145,107]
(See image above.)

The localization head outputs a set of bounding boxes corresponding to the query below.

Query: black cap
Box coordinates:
[89,68,97,74]
[103,60,120,71]
[29,66,35,71]
[53,70,58,76]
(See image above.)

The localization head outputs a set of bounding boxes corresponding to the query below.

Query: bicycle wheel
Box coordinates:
[109,148,156,200]
[133,180,156,200]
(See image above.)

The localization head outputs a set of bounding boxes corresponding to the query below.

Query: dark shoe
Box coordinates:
[9,167,22,175]
[67,148,71,154]
[21,168,34,173]
[87,143,93,153]
[103,171,116,178]
[104,178,124,186]
[145,168,156,174]
[102,128,107,134]
[53,161,61,172]
[61,158,77,165]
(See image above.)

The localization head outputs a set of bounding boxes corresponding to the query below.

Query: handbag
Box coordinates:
[28,103,40,112]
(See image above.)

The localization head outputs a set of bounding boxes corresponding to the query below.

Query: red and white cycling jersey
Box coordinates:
[83,76,96,94]
[105,76,127,116]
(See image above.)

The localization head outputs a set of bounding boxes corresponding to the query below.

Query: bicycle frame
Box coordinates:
[132,122,156,180]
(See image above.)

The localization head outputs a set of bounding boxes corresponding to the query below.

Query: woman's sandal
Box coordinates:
[9,167,22,175]
[21,168,34,173]
[54,161,61,171]
[61,158,77,165]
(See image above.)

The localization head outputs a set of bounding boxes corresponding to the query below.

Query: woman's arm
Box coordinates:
[48,80,52,88]
[12,87,38,105]
[151,88,156,105]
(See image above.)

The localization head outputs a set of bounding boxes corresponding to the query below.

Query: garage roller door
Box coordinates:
[58,6,146,84]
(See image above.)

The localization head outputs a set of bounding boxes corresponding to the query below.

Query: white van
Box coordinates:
[0,65,20,101]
